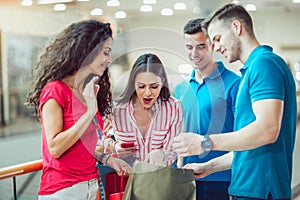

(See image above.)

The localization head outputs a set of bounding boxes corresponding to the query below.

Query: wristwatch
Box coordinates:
[201,134,213,153]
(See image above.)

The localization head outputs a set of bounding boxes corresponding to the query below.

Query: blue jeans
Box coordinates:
[196,180,230,200]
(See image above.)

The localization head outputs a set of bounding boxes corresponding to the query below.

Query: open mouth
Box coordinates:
[143,98,152,105]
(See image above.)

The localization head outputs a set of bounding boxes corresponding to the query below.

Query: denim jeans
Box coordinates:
[196,180,230,200]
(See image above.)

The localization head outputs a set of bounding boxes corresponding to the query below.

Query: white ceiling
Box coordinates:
[3,0,300,19]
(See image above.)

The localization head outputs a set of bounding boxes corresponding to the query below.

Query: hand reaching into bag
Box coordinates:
[144,149,165,166]
[182,163,211,178]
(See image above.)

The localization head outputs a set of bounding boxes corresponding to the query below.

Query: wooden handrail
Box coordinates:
[0,159,42,180]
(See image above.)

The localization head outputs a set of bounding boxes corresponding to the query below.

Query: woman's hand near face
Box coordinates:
[82,76,99,116]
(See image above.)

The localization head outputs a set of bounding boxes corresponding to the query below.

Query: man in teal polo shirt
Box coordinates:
[173,3,296,200]
[174,18,240,200]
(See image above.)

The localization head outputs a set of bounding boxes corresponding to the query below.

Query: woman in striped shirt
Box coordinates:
[111,53,183,166]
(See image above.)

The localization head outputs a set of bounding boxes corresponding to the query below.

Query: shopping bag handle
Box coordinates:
[120,171,124,191]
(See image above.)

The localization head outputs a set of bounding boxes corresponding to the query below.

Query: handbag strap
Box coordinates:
[120,171,124,191]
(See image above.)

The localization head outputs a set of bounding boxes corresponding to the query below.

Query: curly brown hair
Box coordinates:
[26,19,112,119]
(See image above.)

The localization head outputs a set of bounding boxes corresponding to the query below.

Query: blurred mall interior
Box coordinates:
[0,0,300,199]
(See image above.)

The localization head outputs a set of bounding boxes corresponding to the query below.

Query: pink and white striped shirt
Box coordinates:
[112,97,183,166]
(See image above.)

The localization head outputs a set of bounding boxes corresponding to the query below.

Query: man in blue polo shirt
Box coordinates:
[173,3,296,200]
[174,18,240,200]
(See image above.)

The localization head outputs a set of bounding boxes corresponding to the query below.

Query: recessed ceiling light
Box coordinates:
[143,0,156,4]
[193,7,201,14]
[245,4,257,11]
[107,0,120,7]
[161,8,173,16]
[115,11,127,18]
[140,5,152,12]
[293,0,300,3]
[21,0,33,6]
[53,3,66,11]
[90,8,103,16]
[174,3,187,10]
[232,0,240,4]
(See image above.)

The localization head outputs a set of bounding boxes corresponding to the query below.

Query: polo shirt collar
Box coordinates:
[188,61,225,83]
[240,45,273,75]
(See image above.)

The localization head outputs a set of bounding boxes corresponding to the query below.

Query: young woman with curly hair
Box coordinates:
[27,19,131,200]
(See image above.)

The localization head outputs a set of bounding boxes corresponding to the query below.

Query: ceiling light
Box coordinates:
[90,8,103,16]
[107,0,120,7]
[53,3,66,11]
[143,0,156,4]
[161,8,173,16]
[193,7,201,14]
[140,5,152,12]
[293,0,300,3]
[245,4,257,11]
[232,0,240,4]
[174,3,187,10]
[21,0,33,6]
[115,11,127,18]
[37,0,72,4]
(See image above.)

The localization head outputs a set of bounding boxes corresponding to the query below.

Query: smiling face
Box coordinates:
[134,72,163,109]
[184,32,214,71]
[88,37,113,76]
[207,20,241,63]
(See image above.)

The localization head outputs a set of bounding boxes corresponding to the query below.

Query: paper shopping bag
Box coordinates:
[123,161,196,200]
[106,172,128,200]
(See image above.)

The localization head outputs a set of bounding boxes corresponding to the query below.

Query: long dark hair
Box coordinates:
[117,53,170,103]
[27,19,112,118]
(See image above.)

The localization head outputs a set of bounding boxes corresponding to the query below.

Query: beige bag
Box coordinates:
[123,161,196,200]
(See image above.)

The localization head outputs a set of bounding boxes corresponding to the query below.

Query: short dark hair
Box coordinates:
[183,18,206,34]
[117,53,170,103]
[202,3,254,35]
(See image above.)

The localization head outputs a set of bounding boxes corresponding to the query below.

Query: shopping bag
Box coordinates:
[109,172,126,200]
[105,171,129,200]
[123,161,196,200]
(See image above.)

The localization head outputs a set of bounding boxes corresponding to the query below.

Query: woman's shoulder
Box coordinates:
[40,80,70,103]
[162,96,182,107]
[112,101,129,111]
[44,80,67,91]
